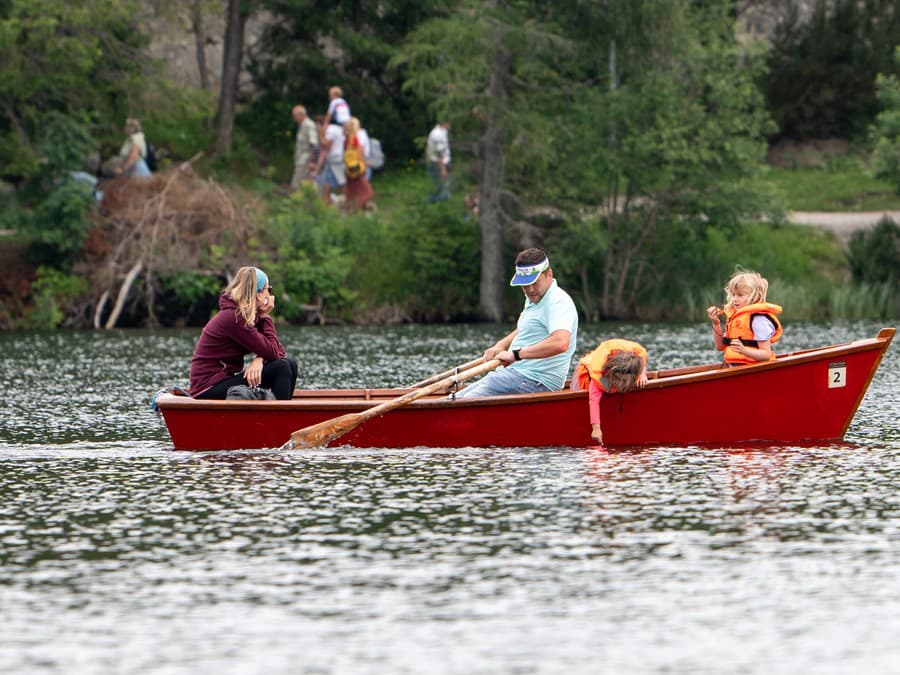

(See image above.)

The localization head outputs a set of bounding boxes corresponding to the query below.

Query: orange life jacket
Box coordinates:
[575,339,647,392]
[722,302,783,365]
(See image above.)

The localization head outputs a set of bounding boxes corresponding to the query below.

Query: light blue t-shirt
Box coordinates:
[509,280,579,390]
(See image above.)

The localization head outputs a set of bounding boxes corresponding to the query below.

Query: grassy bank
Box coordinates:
[762,150,900,212]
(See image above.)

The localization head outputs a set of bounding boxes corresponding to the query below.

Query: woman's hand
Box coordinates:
[244,357,264,387]
[637,370,649,389]
[258,293,274,316]
[591,423,603,446]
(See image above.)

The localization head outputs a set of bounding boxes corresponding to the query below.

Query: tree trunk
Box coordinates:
[104,260,143,330]
[93,290,110,330]
[602,39,624,318]
[477,41,510,323]
[215,0,247,156]
[191,0,210,90]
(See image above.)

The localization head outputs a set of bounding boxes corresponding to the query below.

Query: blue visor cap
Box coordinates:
[509,258,550,286]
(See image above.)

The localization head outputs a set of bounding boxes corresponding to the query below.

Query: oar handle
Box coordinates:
[406,356,484,388]
[357,358,501,423]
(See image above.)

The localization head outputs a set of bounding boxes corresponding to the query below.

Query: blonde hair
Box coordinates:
[603,352,644,393]
[343,117,360,138]
[125,118,142,134]
[224,266,261,327]
[329,86,343,98]
[724,268,768,308]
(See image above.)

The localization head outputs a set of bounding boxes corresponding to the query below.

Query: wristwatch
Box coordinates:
[512,349,522,361]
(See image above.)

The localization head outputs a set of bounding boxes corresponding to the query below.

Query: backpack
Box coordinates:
[344,142,365,180]
[368,138,385,170]
[144,142,158,172]
[226,385,276,400]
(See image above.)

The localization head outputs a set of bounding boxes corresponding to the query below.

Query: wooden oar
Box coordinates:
[406,356,484,388]
[284,358,501,450]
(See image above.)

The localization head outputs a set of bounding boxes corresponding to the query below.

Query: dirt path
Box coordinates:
[789,210,900,245]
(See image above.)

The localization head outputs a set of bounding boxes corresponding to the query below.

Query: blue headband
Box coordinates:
[254,268,268,293]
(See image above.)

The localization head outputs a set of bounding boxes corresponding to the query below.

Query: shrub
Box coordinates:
[847,216,900,285]
[264,189,359,322]
[23,266,89,329]
[18,180,96,267]
[388,203,480,321]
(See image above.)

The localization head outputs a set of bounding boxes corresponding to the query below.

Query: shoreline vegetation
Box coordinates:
[1,152,897,330]
[1,1,898,329]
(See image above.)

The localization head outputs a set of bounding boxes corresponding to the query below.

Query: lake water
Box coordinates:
[1,320,898,674]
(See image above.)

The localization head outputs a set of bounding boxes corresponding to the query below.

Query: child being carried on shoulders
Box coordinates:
[707,268,782,366]
[571,339,648,445]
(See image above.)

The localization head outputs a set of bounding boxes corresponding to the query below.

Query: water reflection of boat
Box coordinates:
[156,328,894,451]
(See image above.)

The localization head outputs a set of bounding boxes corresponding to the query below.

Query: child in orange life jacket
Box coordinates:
[706,269,783,366]
[570,339,648,445]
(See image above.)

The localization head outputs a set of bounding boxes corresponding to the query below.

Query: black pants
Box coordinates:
[197,358,298,400]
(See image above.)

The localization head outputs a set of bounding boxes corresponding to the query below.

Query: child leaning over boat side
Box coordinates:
[570,339,648,446]
[706,268,783,366]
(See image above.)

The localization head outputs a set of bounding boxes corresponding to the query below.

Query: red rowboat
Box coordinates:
[155,328,894,450]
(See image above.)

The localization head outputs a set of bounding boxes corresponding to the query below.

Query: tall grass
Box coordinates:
[661,281,897,322]
[828,282,898,319]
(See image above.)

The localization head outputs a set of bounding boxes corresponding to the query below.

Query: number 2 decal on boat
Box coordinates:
[828,361,847,389]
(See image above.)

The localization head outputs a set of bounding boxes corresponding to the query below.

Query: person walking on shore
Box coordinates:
[290,105,318,189]
[426,122,451,203]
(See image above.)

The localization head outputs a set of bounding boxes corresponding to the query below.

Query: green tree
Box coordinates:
[0,0,148,178]
[765,0,900,140]
[395,0,576,321]
[397,0,775,320]
[556,1,775,318]
[871,48,900,193]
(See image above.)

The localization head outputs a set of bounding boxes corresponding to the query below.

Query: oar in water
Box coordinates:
[283,358,502,450]
[406,357,484,388]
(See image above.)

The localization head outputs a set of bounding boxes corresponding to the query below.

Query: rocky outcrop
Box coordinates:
[144,2,816,93]
[143,5,271,92]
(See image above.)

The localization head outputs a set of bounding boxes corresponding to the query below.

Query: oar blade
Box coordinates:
[289,412,363,449]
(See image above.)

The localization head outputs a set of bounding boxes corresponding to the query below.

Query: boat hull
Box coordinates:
[156,329,894,450]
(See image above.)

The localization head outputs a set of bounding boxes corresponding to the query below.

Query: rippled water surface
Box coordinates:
[1,321,898,674]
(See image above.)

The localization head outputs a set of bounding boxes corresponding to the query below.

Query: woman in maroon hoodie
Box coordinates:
[189,266,298,400]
